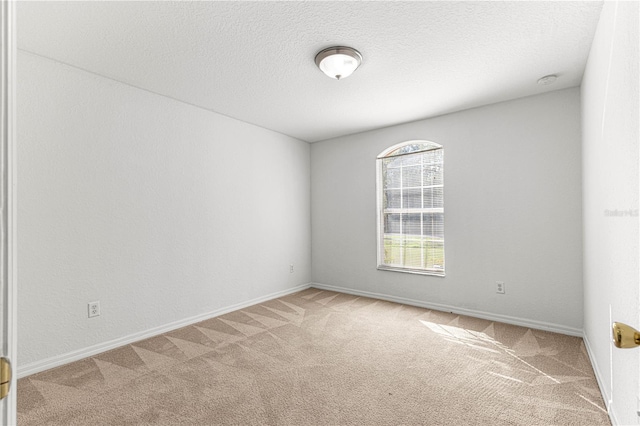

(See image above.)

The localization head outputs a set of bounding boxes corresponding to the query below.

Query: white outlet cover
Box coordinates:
[88,301,101,318]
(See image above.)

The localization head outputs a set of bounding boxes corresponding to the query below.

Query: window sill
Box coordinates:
[377,265,445,277]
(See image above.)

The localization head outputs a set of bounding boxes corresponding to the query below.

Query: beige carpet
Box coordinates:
[18,288,609,425]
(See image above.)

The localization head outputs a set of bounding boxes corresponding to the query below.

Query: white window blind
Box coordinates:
[376,141,445,275]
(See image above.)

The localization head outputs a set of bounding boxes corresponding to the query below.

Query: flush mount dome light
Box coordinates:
[537,74,558,86]
[315,46,362,80]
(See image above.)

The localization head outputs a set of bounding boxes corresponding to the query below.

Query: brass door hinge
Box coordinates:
[0,357,11,400]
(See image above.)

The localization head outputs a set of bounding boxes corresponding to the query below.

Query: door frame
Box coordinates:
[1,0,18,424]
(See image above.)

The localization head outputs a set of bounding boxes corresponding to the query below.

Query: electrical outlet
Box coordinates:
[496,281,505,294]
[290,264,294,273]
[88,301,100,318]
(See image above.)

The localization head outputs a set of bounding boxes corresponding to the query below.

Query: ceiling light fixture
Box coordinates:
[537,74,558,86]
[315,46,362,80]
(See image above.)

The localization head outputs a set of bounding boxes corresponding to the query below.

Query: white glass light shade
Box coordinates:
[315,47,362,80]
[537,74,558,85]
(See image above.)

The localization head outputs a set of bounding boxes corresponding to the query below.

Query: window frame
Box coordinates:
[376,140,445,277]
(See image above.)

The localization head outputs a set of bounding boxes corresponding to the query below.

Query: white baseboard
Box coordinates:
[311,282,583,337]
[582,332,617,426]
[18,283,312,378]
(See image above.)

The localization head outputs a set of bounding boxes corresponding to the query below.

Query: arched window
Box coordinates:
[376,140,445,275]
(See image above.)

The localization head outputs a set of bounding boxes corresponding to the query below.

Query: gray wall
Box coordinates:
[581,1,639,424]
[17,52,311,369]
[311,88,583,333]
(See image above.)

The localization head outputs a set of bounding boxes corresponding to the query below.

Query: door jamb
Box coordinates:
[1,0,18,424]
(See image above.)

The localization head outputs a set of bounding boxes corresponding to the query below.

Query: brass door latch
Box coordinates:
[0,357,11,400]
[612,322,640,349]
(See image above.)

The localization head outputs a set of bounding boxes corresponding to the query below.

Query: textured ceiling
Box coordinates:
[18,1,603,142]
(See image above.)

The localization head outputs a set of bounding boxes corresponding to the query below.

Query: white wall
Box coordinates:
[582,1,639,424]
[17,52,311,369]
[311,88,583,333]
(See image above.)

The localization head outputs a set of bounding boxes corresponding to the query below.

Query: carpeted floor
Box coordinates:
[18,288,610,425]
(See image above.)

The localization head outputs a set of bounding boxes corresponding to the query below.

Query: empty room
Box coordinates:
[0,0,638,425]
